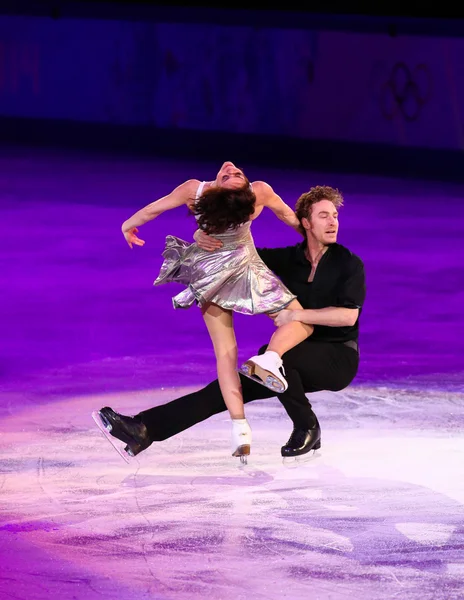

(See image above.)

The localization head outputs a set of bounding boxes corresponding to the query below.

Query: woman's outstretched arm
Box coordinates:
[122,179,200,248]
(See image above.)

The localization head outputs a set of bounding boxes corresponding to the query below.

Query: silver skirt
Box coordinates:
[153,222,296,315]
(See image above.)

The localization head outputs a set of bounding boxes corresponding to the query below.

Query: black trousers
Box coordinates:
[138,340,359,442]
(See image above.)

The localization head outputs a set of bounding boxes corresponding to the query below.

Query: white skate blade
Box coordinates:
[91,411,131,464]
[232,444,250,465]
[241,357,288,392]
[239,363,286,394]
[282,448,321,468]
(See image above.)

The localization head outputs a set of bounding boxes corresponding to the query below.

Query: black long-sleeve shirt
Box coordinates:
[257,242,366,343]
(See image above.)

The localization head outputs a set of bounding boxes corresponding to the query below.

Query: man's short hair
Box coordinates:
[295,186,344,222]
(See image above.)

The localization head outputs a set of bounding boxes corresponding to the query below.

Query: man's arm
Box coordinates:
[284,306,359,327]
[273,254,365,327]
[193,231,293,278]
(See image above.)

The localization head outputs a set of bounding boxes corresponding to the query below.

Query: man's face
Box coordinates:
[214,161,247,189]
[302,199,339,245]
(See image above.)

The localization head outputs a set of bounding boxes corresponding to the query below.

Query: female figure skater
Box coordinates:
[111,162,313,462]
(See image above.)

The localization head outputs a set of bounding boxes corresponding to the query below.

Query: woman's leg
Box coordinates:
[241,300,313,393]
[202,302,251,459]
[267,299,313,355]
[201,302,244,419]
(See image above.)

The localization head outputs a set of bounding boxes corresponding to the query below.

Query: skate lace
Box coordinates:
[286,428,306,447]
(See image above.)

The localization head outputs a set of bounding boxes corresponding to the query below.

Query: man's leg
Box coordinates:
[275,341,359,457]
[139,374,275,442]
[93,342,275,459]
[93,374,274,459]
[139,342,358,444]
[278,341,359,426]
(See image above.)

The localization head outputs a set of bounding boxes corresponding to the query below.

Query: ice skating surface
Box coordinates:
[1,147,463,600]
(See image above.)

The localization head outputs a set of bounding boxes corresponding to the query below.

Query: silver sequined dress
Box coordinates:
[153,182,296,315]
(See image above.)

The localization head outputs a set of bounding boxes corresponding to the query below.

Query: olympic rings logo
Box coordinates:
[370,61,432,122]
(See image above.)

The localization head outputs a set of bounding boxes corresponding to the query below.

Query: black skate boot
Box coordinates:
[92,406,151,463]
[281,424,321,465]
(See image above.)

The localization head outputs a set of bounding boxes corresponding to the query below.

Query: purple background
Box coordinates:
[1,15,464,149]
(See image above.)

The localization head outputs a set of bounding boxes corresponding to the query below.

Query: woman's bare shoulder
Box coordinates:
[251,180,274,204]
[181,179,202,192]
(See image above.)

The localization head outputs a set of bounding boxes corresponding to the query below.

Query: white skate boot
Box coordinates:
[239,351,288,393]
[231,419,251,464]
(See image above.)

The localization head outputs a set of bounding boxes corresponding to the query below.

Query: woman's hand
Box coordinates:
[123,227,145,249]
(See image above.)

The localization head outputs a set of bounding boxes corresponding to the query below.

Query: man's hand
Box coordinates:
[194,229,223,251]
[271,309,295,327]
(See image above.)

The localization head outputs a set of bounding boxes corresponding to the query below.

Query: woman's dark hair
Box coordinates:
[193,182,256,235]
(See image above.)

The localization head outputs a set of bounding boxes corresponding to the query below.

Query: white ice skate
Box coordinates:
[239,351,288,393]
[231,419,252,464]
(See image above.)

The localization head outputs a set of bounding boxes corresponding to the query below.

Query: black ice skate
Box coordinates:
[281,425,321,465]
[92,406,151,463]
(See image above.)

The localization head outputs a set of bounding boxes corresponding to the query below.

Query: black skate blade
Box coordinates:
[91,411,131,464]
[282,448,321,468]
